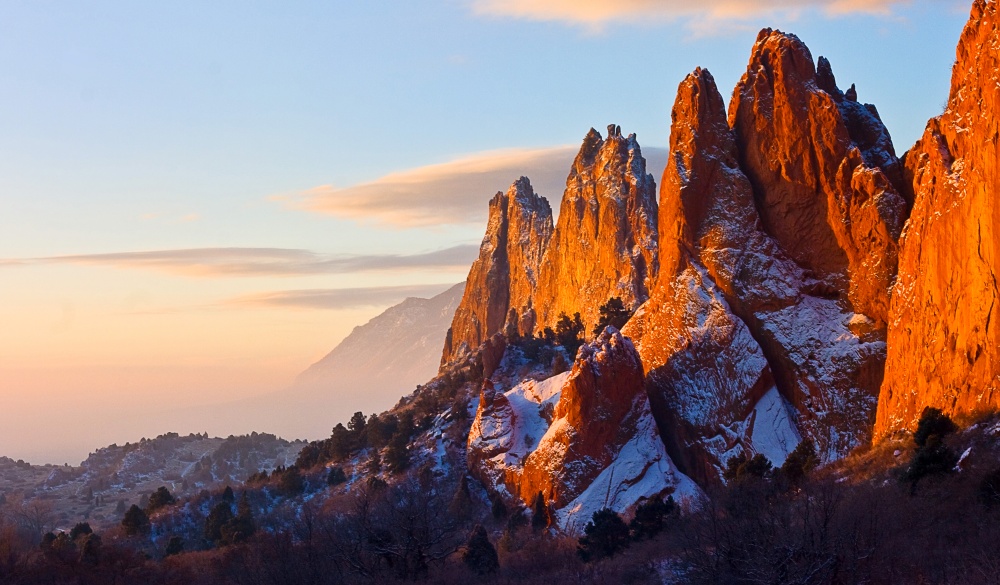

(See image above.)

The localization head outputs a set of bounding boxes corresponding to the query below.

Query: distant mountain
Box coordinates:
[246,283,465,438]
[297,282,464,394]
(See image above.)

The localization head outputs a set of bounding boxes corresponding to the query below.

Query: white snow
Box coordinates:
[748,386,801,466]
[556,400,700,534]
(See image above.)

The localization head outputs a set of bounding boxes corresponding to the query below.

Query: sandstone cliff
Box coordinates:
[533,126,658,336]
[630,31,907,471]
[441,178,553,366]
[875,0,1000,439]
[626,69,802,482]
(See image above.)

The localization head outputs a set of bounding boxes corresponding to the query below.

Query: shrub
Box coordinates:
[165,536,184,556]
[914,407,957,447]
[629,496,675,540]
[980,467,1000,509]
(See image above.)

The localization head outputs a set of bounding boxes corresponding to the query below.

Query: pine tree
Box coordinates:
[147,486,176,513]
[530,491,551,532]
[779,439,820,484]
[577,508,630,562]
[277,466,305,496]
[121,505,150,536]
[555,312,585,355]
[384,433,410,474]
[220,492,256,545]
[592,297,632,336]
[913,407,957,447]
[204,501,233,543]
[462,525,500,575]
[70,522,93,541]
[327,466,347,486]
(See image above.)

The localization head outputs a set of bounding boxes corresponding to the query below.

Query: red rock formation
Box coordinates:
[730,29,906,327]
[723,31,906,455]
[441,177,552,366]
[519,328,648,506]
[875,0,1000,439]
[466,329,697,528]
[628,69,804,481]
[532,126,658,336]
[633,36,905,468]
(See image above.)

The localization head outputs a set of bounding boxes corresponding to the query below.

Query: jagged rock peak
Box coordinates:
[875,0,1000,440]
[440,177,553,367]
[657,67,742,279]
[729,27,907,327]
[533,125,658,335]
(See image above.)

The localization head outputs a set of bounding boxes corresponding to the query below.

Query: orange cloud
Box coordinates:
[278,144,668,227]
[471,0,909,29]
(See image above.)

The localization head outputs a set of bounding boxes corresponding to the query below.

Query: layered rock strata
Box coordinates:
[631,29,907,471]
[441,178,553,366]
[533,126,659,336]
[875,0,1000,438]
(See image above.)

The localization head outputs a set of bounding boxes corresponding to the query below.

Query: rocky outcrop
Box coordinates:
[631,32,905,470]
[532,126,658,336]
[441,178,553,366]
[627,69,801,482]
[729,29,907,328]
[875,0,1000,439]
[467,329,697,530]
[724,31,905,456]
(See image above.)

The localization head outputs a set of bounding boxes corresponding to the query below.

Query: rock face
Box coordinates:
[441,178,553,366]
[626,69,801,482]
[725,31,906,456]
[532,126,658,335]
[629,29,907,472]
[729,29,907,329]
[875,0,1000,439]
[467,328,698,530]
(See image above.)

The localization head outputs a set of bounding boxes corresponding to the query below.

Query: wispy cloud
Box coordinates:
[225,283,459,310]
[470,0,910,31]
[275,144,668,228]
[7,246,479,278]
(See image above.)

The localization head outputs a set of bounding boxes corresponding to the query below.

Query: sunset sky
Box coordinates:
[0,0,971,463]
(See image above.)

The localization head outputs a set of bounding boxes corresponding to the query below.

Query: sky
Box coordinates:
[0,0,972,464]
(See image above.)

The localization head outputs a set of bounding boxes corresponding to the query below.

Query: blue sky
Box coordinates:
[0,0,973,462]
